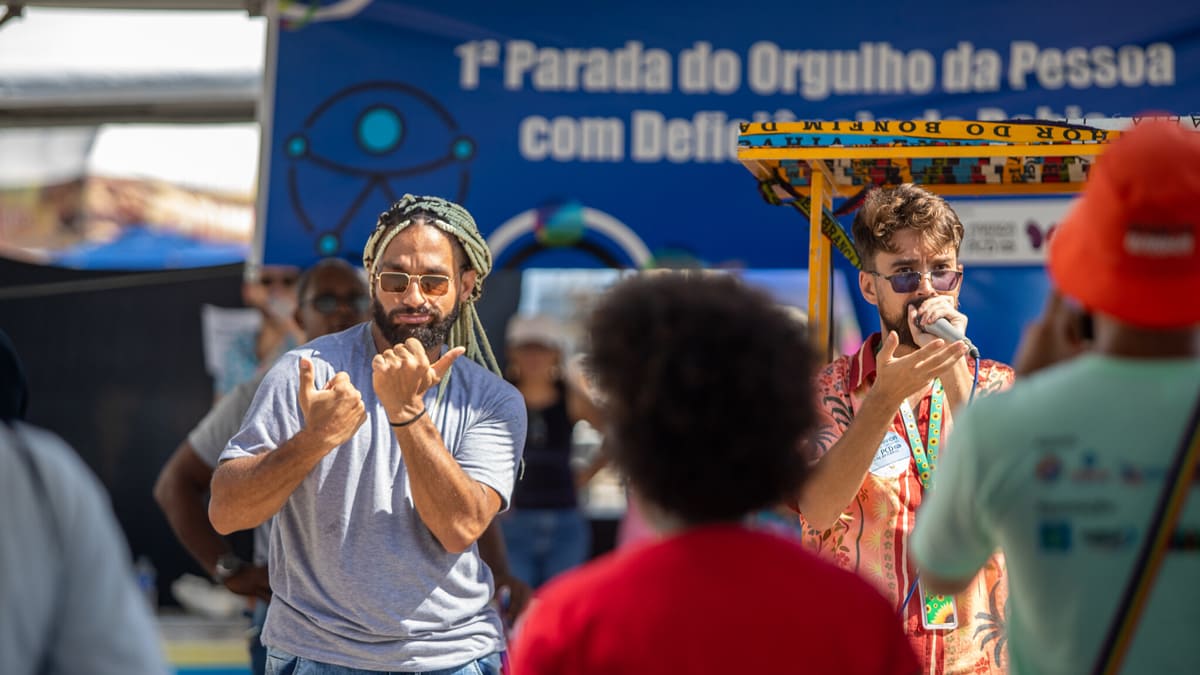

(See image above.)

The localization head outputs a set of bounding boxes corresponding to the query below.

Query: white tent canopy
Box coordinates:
[0,4,266,267]
[89,124,259,195]
[0,6,266,192]
[9,1,254,8]
[0,6,266,126]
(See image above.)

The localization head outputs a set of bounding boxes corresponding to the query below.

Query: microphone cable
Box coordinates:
[968,352,981,404]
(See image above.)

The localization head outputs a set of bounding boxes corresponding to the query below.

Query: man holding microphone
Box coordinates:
[797,184,1015,674]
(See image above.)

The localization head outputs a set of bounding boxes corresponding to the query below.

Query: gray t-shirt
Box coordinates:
[188,372,270,565]
[1,422,169,675]
[220,324,526,671]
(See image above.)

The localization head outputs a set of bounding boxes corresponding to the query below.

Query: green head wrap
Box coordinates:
[362,194,500,376]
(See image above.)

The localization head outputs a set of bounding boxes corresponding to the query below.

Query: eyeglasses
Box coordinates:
[259,274,298,288]
[375,272,452,296]
[870,269,962,293]
[306,294,370,315]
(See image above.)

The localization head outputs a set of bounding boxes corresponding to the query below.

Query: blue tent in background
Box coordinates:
[52,226,248,270]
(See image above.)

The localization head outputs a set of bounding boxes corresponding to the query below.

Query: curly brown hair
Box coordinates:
[851,184,964,270]
[584,272,816,524]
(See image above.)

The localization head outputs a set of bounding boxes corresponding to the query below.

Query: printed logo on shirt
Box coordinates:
[1081,526,1138,550]
[1118,463,1167,485]
[1070,452,1110,484]
[1039,521,1073,552]
[869,431,911,479]
[1169,528,1200,551]
[1035,453,1063,482]
[1034,434,1079,452]
[1036,499,1116,516]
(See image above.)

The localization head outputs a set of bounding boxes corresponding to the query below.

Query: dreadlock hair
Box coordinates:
[362,194,500,376]
[851,183,964,271]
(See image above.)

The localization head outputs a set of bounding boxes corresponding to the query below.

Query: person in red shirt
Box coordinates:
[511,272,918,675]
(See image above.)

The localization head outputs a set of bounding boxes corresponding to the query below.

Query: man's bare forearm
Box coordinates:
[799,390,902,530]
[394,419,499,554]
[155,444,229,576]
[209,430,332,535]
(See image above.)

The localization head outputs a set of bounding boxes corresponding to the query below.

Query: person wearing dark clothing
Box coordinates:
[501,314,603,588]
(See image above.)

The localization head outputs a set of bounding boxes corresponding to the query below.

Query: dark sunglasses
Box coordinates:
[871,269,962,293]
[307,294,370,315]
[375,272,452,296]
[260,274,298,287]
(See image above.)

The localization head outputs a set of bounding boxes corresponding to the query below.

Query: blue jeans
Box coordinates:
[500,508,589,588]
[249,600,269,675]
[265,648,503,675]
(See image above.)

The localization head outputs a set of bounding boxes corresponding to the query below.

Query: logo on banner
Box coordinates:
[954,198,1073,265]
[487,201,652,269]
[283,81,476,258]
[1025,220,1057,250]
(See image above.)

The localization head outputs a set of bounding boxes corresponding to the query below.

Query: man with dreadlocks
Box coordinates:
[209,195,527,675]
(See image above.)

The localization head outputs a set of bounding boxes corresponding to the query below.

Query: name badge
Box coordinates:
[869,431,911,478]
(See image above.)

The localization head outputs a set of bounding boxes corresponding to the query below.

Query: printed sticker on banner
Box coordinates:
[869,431,911,478]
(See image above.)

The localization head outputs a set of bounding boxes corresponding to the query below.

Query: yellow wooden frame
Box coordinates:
[737,119,1126,361]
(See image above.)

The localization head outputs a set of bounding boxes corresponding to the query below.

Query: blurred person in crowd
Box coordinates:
[745,304,816,540]
[209,195,526,675]
[1,329,169,675]
[511,272,919,675]
[612,492,656,549]
[155,258,370,675]
[797,183,1015,674]
[501,314,605,589]
[216,263,306,399]
[1010,292,1093,377]
[912,120,1200,674]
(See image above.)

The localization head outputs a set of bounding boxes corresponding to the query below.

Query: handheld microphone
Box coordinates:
[921,317,980,359]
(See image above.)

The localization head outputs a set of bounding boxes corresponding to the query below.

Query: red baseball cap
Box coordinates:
[1049,119,1200,328]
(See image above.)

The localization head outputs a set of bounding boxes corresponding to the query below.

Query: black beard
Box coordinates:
[372,297,461,351]
[879,298,928,349]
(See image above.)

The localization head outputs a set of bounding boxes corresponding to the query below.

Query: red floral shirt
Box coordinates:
[801,333,1015,675]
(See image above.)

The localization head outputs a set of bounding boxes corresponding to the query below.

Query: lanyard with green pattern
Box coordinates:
[899,378,957,629]
[899,378,945,490]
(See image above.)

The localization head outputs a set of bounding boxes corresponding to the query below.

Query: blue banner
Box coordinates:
[260,0,1200,358]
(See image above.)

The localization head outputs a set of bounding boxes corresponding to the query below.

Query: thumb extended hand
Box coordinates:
[879,331,900,361]
[431,346,465,380]
[297,358,316,405]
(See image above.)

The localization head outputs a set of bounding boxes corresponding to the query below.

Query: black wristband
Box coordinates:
[389,407,427,428]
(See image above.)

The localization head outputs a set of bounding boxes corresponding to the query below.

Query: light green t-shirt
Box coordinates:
[911,354,1200,675]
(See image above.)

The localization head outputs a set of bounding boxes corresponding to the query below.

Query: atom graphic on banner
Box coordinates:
[487,199,652,270]
[283,81,475,258]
